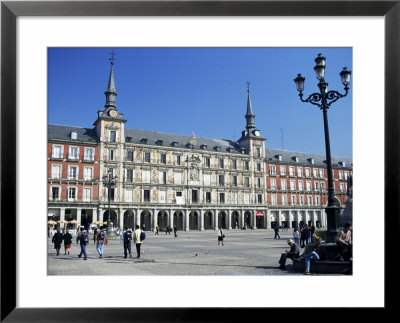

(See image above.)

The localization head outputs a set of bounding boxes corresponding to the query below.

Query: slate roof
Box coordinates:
[265,148,352,169]
[124,128,242,153]
[48,124,99,143]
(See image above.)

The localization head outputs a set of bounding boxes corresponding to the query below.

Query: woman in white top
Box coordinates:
[293,228,300,246]
[218,226,224,246]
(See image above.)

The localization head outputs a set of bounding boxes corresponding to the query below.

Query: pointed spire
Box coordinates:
[104,55,117,109]
[245,82,255,131]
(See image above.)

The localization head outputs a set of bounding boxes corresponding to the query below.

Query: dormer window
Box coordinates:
[156,140,164,146]
[215,146,221,152]
[293,156,299,163]
[201,144,207,150]
[125,136,132,143]
[276,155,282,161]
[70,132,77,140]
[187,143,194,149]
[309,158,315,165]
[172,141,179,147]
[140,138,148,144]
[340,161,346,167]
[227,147,234,153]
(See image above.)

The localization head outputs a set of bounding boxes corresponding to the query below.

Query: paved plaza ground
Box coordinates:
[48,229,339,276]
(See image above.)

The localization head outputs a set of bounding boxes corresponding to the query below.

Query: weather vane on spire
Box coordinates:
[109,50,116,65]
[246,81,251,92]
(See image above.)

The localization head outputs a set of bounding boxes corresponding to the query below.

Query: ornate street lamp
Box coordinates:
[294,54,351,243]
[102,168,118,239]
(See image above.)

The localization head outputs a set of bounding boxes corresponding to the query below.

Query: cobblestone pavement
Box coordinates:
[48,229,339,276]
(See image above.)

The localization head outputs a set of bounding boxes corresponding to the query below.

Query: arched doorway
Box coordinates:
[140,210,152,231]
[173,211,184,230]
[204,211,213,230]
[102,209,118,229]
[157,210,169,230]
[189,211,199,230]
[231,211,239,229]
[244,211,252,228]
[80,210,93,231]
[123,210,135,230]
[218,211,227,229]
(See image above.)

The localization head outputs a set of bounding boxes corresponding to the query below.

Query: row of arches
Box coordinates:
[102,209,254,231]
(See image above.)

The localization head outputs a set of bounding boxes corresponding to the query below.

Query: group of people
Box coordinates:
[155,225,178,237]
[51,225,145,260]
[277,223,353,274]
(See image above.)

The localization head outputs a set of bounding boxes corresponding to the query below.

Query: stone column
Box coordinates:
[200,209,204,231]
[154,210,158,232]
[228,209,232,230]
[277,210,282,229]
[60,207,65,229]
[214,209,218,230]
[93,208,98,223]
[77,208,82,227]
[184,209,189,231]
[119,208,124,230]
[266,209,271,229]
[252,210,257,229]
[240,210,244,229]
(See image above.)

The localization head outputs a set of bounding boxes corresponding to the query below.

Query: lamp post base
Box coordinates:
[105,228,119,240]
[324,205,340,243]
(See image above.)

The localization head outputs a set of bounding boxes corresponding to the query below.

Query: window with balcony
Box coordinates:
[307,196,313,206]
[68,166,78,180]
[144,152,151,163]
[297,167,303,177]
[244,161,249,171]
[218,175,225,186]
[160,171,167,184]
[108,149,116,161]
[219,193,225,204]
[144,190,150,202]
[258,194,263,204]
[244,177,250,187]
[109,130,116,142]
[206,192,211,203]
[257,163,261,172]
[269,165,276,176]
[271,194,277,205]
[290,180,296,191]
[280,166,286,176]
[84,148,94,161]
[126,169,133,182]
[176,155,181,165]
[68,187,76,201]
[270,179,277,190]
[232,175,238,187]
[289,166,295,176]
[219,158,224,168]
[160,153,167,164]
[192,190,198,203]
[52,145,63,159]
[231,159,237,169]
[281,179,287,190]
[299,195,304,205]
[291,195,297,205]
[204,157,211,168]
[305,167,311,177]
[84,167,93,181]
[83,187,92,201]
[69,146,79,160]
[51,187,60,200]
[298,181,304,191]
[51,165,61,179]
[306,181,312,191]
[282,195,288,206]
[126,151,134,162]
[142,170,151,183]
[320,169,325,178]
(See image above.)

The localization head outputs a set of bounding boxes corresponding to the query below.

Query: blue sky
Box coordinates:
[48,47,352,157]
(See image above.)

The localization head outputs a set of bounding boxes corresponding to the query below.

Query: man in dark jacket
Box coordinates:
[51,228,63,256]
[278,239,300,270]
[274,224,280,239]
[77,229,89,260]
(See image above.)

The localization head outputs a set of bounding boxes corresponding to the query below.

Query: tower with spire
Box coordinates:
[238,83,266,155]
[93,54,127,227]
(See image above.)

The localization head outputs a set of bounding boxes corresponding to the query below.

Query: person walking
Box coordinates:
[62,229,73,255]
[300,226,306,248]
[134,225,142,258]
[77,229,89,260]
[95,226,108,259]
[293,227,300,247]
[155,225,159,235]
[217,226,225,246]
[93,227,98,244]
[174,225,178,238]
[120,226,133,259]
[52,228,63,256]
[278,239,300,270]
[274,224,280,239]
[165,225,170,235]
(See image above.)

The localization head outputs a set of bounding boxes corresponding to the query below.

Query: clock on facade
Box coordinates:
[253,130,260,136]
[109,109,117,118]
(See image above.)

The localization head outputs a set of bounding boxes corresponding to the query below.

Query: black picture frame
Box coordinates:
[1,1,396,321]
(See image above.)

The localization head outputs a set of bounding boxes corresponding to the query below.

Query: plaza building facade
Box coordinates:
[48,62,352,231]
